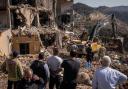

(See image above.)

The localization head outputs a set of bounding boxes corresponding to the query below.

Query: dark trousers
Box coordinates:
[49,75,62,89]
[7,80,18,89]
[39,84,45,89]
[60,81,77,89]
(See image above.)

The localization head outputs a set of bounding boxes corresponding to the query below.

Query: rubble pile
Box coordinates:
[0,0,128,89]
[0,52,128,89]
[77,71,91,85]
[111,61,128,89]
[77,85,92,89]
[0,73,7,89]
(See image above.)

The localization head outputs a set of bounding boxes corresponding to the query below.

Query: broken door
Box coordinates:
[20,43,29,54]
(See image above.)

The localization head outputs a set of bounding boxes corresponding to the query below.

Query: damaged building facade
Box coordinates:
[0,0,12,56]
[56,0,74,29]
[12,28,41,55]
[0,0,72,56]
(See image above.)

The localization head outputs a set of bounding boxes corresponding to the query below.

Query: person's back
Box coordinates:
[30,53,50,89]
[60,51,80,89]
[62,58,80,82]
[94,67,127,89]
[47,47,63,75]
[86,44,94,59]
[30,60,48,82]
[5,58,23,81]
[16,68,44,89]
[98,46,106,59]
[92,56,127,89]
[47,47,63,89]
[85,44,94,68]
[47,55,62,72]
[1,51,23,89]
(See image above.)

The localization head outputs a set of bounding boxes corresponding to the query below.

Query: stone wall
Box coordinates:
[12,35,40,54]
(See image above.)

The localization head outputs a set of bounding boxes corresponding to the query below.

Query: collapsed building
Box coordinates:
[56,0,74,30]
[0,0,12,56]
[0,0,73,56]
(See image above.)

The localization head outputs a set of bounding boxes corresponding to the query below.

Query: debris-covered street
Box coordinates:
[0,52,128,89]
[0,0,128,89]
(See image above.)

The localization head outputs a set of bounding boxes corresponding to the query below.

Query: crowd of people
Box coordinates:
[1,44,128,89]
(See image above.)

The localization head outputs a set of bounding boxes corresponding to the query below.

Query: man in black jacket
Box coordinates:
[60,51,80,89]
[30,53,50,89]
[86,44,94,68]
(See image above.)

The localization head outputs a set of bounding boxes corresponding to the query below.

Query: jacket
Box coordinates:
[1,58,23,81]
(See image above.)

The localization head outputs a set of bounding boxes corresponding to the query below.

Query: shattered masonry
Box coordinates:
[0,0,74,56]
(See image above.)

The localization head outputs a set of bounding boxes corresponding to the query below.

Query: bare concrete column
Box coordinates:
[7,0,11,29]
[36,13,40,27]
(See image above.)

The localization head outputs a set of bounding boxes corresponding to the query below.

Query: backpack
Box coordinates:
[30,60,47,82]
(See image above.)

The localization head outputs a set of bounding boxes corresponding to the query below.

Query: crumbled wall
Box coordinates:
[60,0,73,14]
[12,35,40,54]
[15,7,36,27]
[0,0,63,55]
[36,0,53,10]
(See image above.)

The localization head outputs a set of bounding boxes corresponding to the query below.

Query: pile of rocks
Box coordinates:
[0,53,128,89]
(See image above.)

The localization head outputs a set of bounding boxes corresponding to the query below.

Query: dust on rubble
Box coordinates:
[0,53,128,89]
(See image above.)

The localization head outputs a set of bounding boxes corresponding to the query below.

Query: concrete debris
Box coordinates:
[77,85,92,89]
[16,7,36,27]
[12,26,39,36]
[77,72,91,85]
[0,52,128,89]
[0,0,128,89]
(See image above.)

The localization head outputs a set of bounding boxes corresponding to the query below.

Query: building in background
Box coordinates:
[0,0,58,56]
[56,0,74,30]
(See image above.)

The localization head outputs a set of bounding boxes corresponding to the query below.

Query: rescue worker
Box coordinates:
[1,51,23,89]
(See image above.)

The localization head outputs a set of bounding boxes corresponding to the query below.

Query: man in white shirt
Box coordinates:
[47,47,63,89]
[92,56,127,89]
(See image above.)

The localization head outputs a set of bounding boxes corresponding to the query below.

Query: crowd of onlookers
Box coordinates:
[1,45,127,89]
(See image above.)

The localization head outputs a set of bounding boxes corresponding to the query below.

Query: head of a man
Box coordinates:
[38,53,44,60]
[53,47,59,56]
[101,56,111,67]
[10,51,18,58]
[70,51,77,58]
[24,68,33,81]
